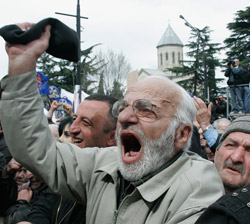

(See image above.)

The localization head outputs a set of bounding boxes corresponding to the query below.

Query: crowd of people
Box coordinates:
[0,21,250,224]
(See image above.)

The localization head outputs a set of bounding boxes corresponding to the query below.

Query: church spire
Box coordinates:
[157,24,183,48]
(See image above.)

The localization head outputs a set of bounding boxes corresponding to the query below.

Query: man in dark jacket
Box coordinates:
[210,95,228,123]
[195,184,250,224]
[3,164,47,224]
[225,59,244,114]
[195,116,250,224]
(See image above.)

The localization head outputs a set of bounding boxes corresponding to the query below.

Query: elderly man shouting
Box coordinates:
[0,22,224,224]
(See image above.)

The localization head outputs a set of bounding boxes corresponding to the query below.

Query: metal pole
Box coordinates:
[55,0,88,113]
[203,48,208,101]
[76,0,82,108]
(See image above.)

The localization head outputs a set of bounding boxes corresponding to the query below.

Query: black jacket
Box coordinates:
[211,100,228,122]
[0,177,17,217]
[225,66,244,86]
[27,188,85,224]
[4,184,47,224]
[195,185,250,224]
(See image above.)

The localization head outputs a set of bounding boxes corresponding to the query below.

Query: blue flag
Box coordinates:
[36,72,50,95]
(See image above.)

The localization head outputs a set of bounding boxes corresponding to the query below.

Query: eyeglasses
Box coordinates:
[112,99,159,122]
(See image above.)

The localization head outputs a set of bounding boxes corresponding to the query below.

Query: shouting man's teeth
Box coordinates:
[125,151,139,157]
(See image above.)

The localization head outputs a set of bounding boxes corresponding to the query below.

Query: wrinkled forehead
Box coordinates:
[125,77,181,106]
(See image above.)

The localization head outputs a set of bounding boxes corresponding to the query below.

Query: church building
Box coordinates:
[127,24,192,87]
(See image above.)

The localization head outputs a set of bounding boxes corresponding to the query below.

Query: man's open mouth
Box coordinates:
[121,131,142,164]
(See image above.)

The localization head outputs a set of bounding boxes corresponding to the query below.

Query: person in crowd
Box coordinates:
[213,117,231,135]
[62,102,74,117]
[214,116,250,193]
[224,58,244,114]
[195,116,250,223]
[58,116,73,143]
[0,156,46,224]
[189,124,206,158]
[194,97,231,153]
[210,95,228,122]
[4,166,46,224]
[204,144,215,162]
[13,166,29,191]
[0,22,224,223]
[47,100,60,124]
[26,95,117,224]
[194,96,221,153]
[46,100,73,125]
[196,126,212,161]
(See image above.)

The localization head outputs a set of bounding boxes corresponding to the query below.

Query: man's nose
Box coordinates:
[230,146,245,164]
[118,106,138,125]
[70,120,80,135]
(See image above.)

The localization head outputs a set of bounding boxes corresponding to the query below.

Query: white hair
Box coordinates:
[167,81,196,151]
[213,118,231,135]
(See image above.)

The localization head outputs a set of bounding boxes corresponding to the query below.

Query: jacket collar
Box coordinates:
[137,152,191,202]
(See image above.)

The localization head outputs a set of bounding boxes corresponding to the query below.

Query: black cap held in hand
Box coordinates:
[0,18,80,62]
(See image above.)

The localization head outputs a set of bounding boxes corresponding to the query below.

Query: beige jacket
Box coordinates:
[0,71,225,224]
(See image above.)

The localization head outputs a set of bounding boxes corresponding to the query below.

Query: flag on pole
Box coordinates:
[36,72,50,95]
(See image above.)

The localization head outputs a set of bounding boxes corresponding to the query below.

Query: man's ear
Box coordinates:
[174,124,192,151]
[106,130,116,147]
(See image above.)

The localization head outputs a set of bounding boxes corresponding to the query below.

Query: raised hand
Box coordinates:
[5,23,51,76]
[193,96,212,130]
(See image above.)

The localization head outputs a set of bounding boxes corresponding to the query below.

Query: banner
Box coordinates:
[60,88,74,104]
[48,85,60,100]
[36,72,50,95]
[53,97,73,120]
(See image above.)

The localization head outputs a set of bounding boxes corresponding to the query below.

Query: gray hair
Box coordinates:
[213,118,231,135]
[166,81,196,151]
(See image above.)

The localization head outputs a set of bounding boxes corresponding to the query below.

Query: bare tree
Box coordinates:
[95,49,131,96]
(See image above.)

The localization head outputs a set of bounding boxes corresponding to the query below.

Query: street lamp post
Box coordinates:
[55,0,88,112]
[179,15,209,101]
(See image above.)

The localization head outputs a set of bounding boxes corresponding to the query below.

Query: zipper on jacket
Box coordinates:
[58,201,76,224]
[55,196,77,224]
[55,196,63,224]
[112,194,131,224]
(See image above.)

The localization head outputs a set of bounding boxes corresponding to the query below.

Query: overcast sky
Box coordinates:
[0,0,249,83]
